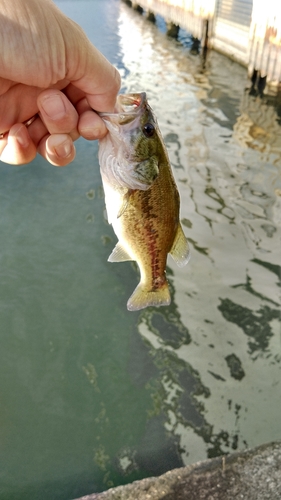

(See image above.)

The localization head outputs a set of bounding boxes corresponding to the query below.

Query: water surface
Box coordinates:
[0,1,280,499]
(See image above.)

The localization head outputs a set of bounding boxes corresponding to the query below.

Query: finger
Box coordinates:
[85,65,121,112]
[37,133,76,167]
[0,124,37,165]
[75,60,121,112]
[0,79,70,133]
[0,83,42,134]
[75,96,91,114]
[78,110,107,140]
[26,115,49,146]
[63,25,121,112]
[37,89,79,140]
[70,96,108,140]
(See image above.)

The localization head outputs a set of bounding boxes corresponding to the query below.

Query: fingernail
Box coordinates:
[15,124,30,148]
[41,94,66,120]
[54,139,73,158]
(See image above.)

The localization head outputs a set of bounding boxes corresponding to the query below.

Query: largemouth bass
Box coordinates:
[98,92,190,311]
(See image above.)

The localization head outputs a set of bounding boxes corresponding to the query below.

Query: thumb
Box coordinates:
[63,21,121,112]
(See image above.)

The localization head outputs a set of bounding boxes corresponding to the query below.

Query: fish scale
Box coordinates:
[98,92,190,311]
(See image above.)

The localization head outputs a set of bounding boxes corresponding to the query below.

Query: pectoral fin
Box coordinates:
[170,224,190,267]
[133,156,159,187]
[108,243,133,262]
[117,190,132,218]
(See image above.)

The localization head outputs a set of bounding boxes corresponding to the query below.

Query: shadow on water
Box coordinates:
[0,1,280,499]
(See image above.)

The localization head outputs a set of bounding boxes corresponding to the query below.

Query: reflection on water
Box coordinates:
[0,1,280,499]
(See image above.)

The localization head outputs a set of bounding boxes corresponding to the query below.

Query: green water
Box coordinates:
[0,1,280,499]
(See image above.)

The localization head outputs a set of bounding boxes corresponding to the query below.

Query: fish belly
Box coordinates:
[109,172,180,311]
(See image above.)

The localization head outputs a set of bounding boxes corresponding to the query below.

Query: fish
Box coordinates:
[98,92,190,311]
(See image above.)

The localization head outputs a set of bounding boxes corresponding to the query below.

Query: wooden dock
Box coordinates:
[124,0,281,95]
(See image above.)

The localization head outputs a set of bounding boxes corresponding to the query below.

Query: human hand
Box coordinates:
[0,0,121,166]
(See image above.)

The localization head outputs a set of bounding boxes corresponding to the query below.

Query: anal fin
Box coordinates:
[108,242,133,262]
[170,224,190,267]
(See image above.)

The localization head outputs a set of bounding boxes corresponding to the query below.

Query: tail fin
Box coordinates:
[127,282,171,311]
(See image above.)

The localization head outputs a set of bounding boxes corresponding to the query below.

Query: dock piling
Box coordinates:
[147,11,156,23]
[166,22,179,39]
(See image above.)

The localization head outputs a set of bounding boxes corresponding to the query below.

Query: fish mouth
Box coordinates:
[99,92,146,124]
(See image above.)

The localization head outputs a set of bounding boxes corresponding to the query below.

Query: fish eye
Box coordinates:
[142,123,155,138]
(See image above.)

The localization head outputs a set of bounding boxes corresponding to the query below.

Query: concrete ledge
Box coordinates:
[76,441,281,499]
